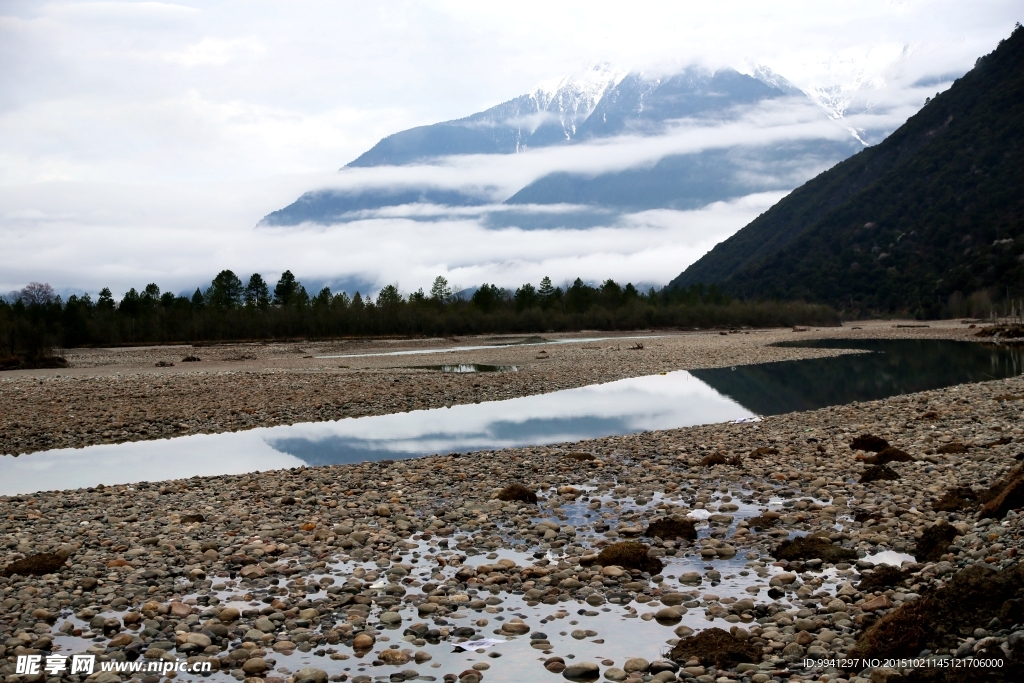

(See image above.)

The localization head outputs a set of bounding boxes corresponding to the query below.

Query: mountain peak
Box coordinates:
[749,65,804,96]
[528,62,628,138]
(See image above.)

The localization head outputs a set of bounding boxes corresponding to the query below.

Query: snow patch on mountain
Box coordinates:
[529,62,628,139]
[748,65,803,96]
[798,44,910,117]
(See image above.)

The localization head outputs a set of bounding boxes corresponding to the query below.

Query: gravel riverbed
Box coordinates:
[2,340,1023,683]
[0,322,978,456]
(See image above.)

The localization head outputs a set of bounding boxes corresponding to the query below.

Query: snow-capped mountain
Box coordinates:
[345,63,807,168]
[346,63,628,166]
[527,62,628,141]
[262,59,921,226]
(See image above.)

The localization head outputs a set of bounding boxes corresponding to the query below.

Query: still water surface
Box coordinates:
[2,339,1021,495]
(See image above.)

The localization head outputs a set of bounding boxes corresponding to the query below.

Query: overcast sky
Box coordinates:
[1,1,1020,297]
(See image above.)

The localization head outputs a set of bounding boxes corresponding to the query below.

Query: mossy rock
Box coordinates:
[644,518,697,541]
[979,465,1024,519]
[856,564,907,591]
[495,484,538,504]
[700,453,728,466]
[865,447,913,465]
[850,434,890,453]
[914,522,959,562]
[2,553,67,577]
[669,627,759,668]
[851,563,1024,664]
[773,536,857,563]
[595,542,663,574]
[932,486,979,512]
[564,452,595,461]
[746,515,778,530]
[860,464,900,483]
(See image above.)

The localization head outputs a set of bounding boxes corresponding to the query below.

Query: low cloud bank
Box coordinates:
[0,175,784,299]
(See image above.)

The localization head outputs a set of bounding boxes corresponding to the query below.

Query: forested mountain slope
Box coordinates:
[671,26,1024,315]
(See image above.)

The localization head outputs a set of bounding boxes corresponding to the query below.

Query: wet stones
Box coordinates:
[241,658,268,675]
[561,661,600,680]
[2,329,1024,683]
[768,573,797,587]
[622,657,649,673]
[654,608,683,624]
[218,607,241,622]
[660,592,685,606]
[378,649,410,665]
[500,618,530,635]
[379,611,402,626]
[353,633,375,649]
[294,667,329,683]
[544,656,565,673]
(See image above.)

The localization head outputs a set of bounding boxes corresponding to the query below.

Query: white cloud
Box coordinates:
[163,36,265,67]
[0,173,782,297]
[0,0,1020,295]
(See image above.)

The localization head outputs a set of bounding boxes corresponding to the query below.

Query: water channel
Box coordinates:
[2,339,1021,496]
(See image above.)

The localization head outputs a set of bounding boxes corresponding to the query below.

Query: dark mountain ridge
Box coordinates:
[670,25,1024,316]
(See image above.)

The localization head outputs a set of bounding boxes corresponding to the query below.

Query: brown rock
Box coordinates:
[108,634,133,647]
[241,658,267,675]
[353,633,375,649]
[218,607,241,623]
[240,564,265,579]
[169,602,191,617]
[378,649,410,665]
[862,595,893,611]
[500,618,530,634]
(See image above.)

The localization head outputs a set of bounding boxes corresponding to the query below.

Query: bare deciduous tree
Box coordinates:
[19,282,56,305]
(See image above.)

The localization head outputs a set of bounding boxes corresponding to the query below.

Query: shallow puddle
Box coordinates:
[317,336,663,359]
[0,371,752,495]
[5,339,1021,496]
[410,365,518,373]
[44,502,903,683]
